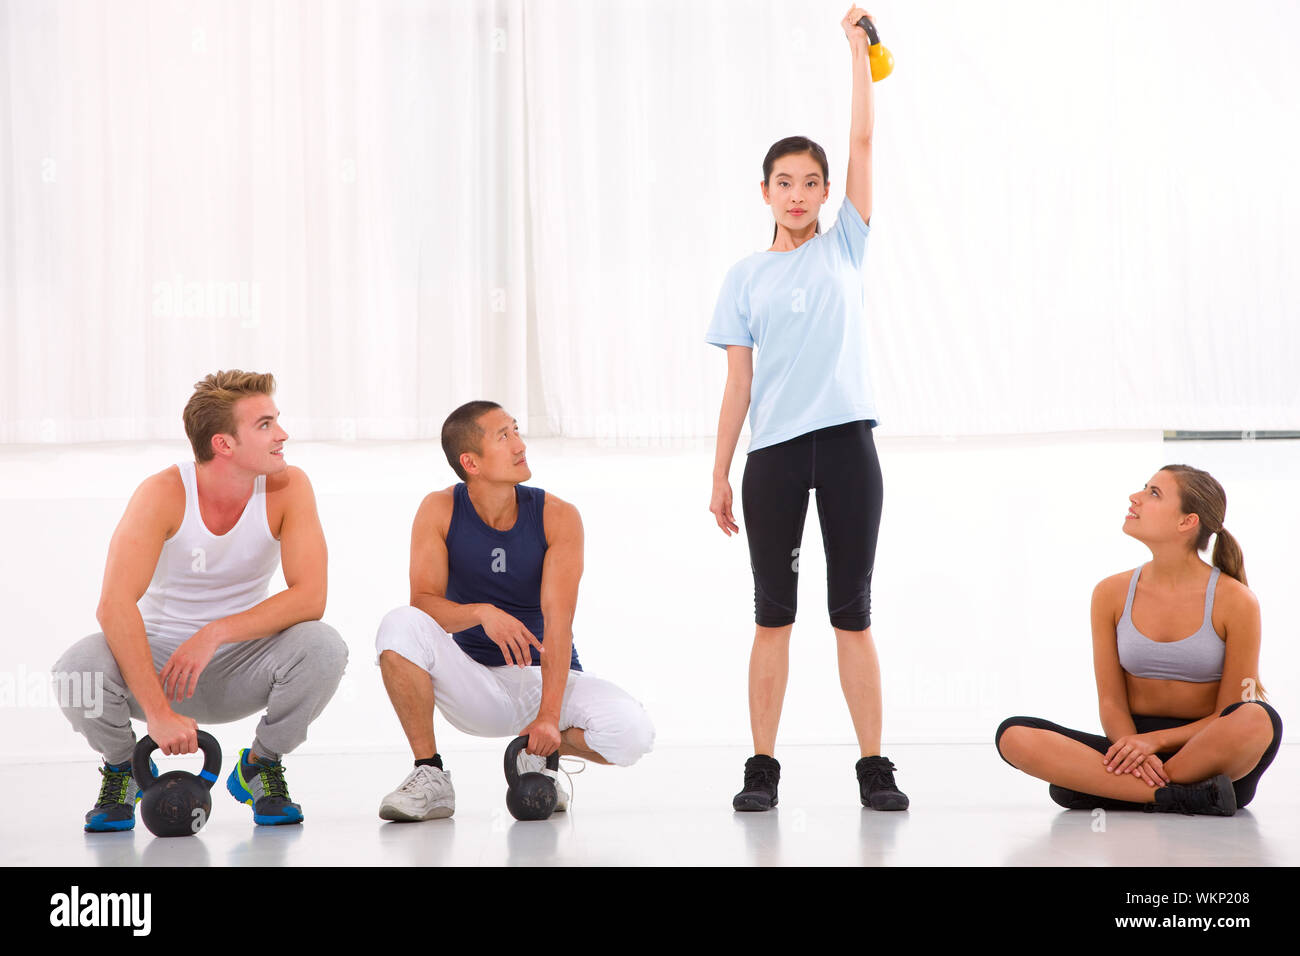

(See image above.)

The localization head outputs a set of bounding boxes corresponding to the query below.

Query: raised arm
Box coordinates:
[842,7,876,224]
[96,470,197,755]
[522,495,584,755]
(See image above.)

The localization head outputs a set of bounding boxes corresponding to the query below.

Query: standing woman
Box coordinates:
[707,8,906,812]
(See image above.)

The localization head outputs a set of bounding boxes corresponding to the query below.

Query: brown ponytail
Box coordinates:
[1161,464,1246,585]
[1162,465,1265,701]
[1211,526,1247,588]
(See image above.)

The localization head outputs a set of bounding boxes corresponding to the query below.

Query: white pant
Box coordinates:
[374,605,654,766]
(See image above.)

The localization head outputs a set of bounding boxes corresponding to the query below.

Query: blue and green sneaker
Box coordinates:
[226,749,304,826]
[84,758,156,832]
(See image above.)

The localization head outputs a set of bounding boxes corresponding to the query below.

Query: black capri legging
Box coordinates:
[741,419,882,630]
[995,700,1284,809]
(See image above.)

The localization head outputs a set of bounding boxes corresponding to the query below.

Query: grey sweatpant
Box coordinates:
[53,621,349,765]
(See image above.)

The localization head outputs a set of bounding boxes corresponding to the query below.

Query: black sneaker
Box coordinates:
[84,758,156,832]
[733,755,780,811]
[856,755,909,810]
[1146,775,1237,817]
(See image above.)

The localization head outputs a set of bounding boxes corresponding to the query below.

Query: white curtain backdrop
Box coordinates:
[1,0,530,443]
[3,0,1298,442]
[525,0,1300,437]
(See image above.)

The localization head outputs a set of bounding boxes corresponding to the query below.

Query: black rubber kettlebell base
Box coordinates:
[132,731,222,838]
[503,735,559,822]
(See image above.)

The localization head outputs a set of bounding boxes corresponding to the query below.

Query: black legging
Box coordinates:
[741,420,883,630]
[995,700,1283,808]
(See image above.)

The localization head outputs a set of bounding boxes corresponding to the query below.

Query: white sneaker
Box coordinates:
[516,752,585,812]
[379,764,455,821]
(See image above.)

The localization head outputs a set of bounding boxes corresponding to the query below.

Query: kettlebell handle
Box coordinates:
[503,735,559,786]
[855,15,881,47]
[855,15,893,82]
[131,730,222,791]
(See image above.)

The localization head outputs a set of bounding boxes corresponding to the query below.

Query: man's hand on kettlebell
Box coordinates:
[146,709,198,756]
[521,716,561,756]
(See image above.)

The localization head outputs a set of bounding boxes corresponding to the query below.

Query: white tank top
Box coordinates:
[137,461,281,641]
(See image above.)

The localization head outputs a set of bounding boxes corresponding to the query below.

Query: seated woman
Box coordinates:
[996,464,1282,816]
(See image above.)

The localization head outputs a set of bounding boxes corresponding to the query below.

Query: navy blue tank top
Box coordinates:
[445,483,582,671]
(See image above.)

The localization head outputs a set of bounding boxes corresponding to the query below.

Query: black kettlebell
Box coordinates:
[132,730,222,837]
[503,735,558,821]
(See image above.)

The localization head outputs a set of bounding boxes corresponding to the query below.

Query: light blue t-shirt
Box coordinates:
[706,196,878,454]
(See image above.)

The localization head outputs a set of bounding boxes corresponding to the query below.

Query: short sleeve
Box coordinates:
[827,196,870,268]
[705,262,754,350]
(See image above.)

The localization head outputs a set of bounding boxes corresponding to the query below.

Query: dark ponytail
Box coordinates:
[763,136,829,243]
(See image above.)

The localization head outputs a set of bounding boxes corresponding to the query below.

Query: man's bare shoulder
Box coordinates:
[136,466,186,527]
[414,486,458,535]
[141,463,183,491]
[422,485,456,512]
[540,491,582,541]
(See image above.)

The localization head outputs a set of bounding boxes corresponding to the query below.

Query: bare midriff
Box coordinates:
[1124,673,1219,720]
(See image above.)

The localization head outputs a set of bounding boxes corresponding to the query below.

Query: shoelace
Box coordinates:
[555,756,585,807]
[253,761,291,801]
[94,764,132,808]
[743,765,779,792]
[858,758,900,792]
[398,764,445,794]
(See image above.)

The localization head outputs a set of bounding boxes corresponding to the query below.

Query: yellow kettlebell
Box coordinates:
[857,16,894,82]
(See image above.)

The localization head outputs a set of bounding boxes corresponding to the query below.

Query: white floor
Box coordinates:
[1,431,1295,866]
[3,742,1295,867]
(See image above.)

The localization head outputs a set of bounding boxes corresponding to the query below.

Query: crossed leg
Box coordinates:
[996,702,1277,804]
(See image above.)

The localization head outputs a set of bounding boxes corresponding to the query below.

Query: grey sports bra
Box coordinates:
[1116,564,1224,683]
